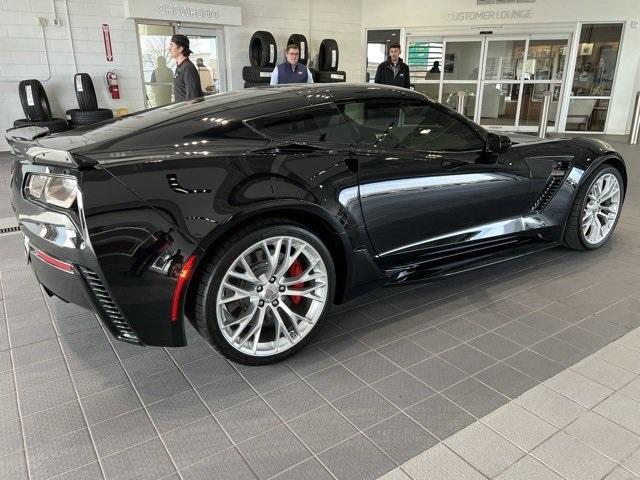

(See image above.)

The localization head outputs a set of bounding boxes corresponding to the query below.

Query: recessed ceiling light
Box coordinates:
[391,33,397,36]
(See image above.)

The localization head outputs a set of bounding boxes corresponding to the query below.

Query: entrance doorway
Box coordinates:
[409,34,570,132]
[135,22,227,108]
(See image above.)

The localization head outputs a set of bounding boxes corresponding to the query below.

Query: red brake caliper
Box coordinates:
[288,259,304,305]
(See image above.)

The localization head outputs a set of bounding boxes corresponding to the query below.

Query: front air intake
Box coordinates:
[531,161,571,213]
[79,266,140,344]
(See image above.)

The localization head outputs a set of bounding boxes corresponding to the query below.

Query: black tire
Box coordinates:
[73,73,99,111]
[66,108,113,125]
[563,165,625,250]
[18,79,52,122]
[194,219,336,365]
[242,66,273,83]
[366,72,371,83]
[318,39,339,72]
[12,118,68,133]
[244,82,269,88]
[316,70,346,83]
[249,31,277,68]
[287,34,309,65]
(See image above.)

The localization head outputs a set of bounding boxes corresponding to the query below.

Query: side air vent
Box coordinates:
[531,161,571,214]
[78,266,140,344]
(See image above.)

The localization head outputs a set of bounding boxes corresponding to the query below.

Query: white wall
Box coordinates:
[363,0,640,135]
[0,0,363,151]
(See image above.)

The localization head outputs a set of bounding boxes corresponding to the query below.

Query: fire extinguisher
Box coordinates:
[106,71,120,99]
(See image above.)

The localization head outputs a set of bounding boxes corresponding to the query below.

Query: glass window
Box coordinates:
[572,24,623,97]
[338,100,483,152]
[566,98,609,131]
[248,105,355,144]
[442,83,477,119]
[526,39,568,81]
[443,41,482,81]
[480,83,519,126]
[406,41,443,81]
[519,84,561,127]
[414,83,440,100]
[484,40,526,80]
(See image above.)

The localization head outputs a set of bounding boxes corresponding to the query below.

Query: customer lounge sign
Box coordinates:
[446,8,534,22]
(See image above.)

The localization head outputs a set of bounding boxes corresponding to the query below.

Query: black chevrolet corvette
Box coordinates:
[6,84,626,364]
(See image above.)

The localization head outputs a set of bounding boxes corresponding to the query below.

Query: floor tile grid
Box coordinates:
[305,292,640,478]
[99,334,192,480]
[161,339,339,480]
[18,282,109,479]
[0,269,31,479]
[0,248,592,480]
[383,329,640,480]
[2,255,636,480]
[518,359,640,479]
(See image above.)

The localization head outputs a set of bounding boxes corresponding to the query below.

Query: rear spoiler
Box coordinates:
[5,126,50,159]
[5,126,96,167]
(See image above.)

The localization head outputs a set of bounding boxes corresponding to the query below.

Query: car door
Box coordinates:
[338,98,532,268]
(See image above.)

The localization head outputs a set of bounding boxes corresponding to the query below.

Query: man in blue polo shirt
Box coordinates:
[270,44,314,85]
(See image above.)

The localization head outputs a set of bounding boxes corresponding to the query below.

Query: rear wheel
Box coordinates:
[195,221,335,365]
[564,165,624,250]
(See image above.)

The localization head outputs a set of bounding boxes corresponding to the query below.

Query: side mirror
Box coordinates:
[485,133,512,155]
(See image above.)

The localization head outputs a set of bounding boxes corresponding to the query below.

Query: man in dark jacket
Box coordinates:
[168,34,203,102]
[374,42,410,89]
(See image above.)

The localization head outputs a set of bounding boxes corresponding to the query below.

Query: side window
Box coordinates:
[337,99,484,152]
[397,103,485,152]
[337,100,401,146]
[248,105,355,145]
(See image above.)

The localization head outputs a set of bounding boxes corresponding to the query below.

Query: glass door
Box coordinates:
[137,23,175,108]
[136,22,228,108]
[479,37,526,129]
[177,26,227,95]
[565,23,623,132]
[440,39,483,119]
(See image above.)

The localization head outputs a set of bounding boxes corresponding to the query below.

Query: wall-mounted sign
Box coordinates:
[102,24,113,61]
[446,9,533,22]
[124,0,241,25]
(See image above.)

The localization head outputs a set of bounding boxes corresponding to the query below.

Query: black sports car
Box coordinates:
[6,84,626,364]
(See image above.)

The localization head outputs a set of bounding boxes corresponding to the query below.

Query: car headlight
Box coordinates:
[25,174,78,209]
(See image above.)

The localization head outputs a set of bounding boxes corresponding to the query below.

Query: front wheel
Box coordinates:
[564,165,624,250]
[195,221,335,365]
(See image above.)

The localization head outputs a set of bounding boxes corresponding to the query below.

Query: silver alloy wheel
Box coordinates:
[582,172,621,245]
[216,235,329,357]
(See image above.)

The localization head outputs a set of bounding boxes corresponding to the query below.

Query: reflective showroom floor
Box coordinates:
[0,135,639,480]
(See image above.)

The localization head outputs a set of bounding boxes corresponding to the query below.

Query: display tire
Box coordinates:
[66,108,113,125]
[249,31,277,68]
[242,66,273,83]
[73,73,99,111]
[318,39,339,72]
[316,70,346,83]
[18,79,52,122]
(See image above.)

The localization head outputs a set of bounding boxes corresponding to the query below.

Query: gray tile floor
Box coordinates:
[0,135,639,480]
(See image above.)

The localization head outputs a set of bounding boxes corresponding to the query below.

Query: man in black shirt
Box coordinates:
[374,42,410,89]
[168,34,203,102]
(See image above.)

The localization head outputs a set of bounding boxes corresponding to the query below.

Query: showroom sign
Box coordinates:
[446,8,534,21]
[124,0,241,25]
